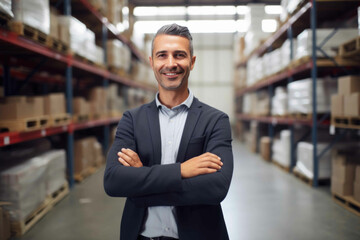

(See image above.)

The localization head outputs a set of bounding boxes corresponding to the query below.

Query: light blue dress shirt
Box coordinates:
[140,90,194,238]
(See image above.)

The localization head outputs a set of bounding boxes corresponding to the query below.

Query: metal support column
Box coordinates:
[66,66,74,188]
[268,85,274,148]
[311,0,318,187]
[102,23,110,154]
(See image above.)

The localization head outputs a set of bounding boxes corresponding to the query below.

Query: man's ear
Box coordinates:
[190,56,196,70]
[149,56,153,69]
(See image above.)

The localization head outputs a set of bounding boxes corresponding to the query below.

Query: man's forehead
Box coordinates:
[153,34,190,50]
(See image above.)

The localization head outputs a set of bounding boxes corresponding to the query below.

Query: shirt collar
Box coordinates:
[155,89,194,110]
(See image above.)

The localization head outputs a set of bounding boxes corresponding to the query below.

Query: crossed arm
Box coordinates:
[104,111,233,206]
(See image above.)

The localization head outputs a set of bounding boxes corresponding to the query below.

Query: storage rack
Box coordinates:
[0,0,155,187]
[235,0,360,186]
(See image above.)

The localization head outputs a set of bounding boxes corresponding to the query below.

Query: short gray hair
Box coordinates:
[151,23,194,57]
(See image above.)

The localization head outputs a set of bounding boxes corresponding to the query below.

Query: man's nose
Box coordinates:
[166,56,177,68]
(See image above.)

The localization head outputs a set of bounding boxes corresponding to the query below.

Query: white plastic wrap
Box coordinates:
[57,16,87,56]
[295,142,332,179]
[296,28,358,59]
[12,0,50,34]
[287,78,337,114]
[272,130,291,167]
[0,157,47,221]
[271,87,288,116]
[107,39,132,71]
[40,150,66,196]
[281,39,297,69]
[0,0,13,17]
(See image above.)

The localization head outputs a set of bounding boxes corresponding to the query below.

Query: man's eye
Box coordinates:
[175,53,185,58]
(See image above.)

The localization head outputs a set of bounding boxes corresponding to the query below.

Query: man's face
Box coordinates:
[150,34,196,91]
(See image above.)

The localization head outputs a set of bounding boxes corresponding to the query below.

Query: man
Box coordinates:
[104,23,233,240]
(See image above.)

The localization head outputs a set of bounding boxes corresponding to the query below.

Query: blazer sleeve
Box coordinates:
[103,110,183,198]
[130,114,233,206]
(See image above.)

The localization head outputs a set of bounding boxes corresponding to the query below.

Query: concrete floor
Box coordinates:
[18,140,360,240]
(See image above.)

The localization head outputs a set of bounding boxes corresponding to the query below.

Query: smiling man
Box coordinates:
[104,24,233,240]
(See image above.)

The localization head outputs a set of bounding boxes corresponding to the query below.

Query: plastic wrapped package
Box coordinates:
[12,0,50,34]
[40,150,66,196]
[271,87,288,116]
[95,45,104,65]
[281,39,297,69]
[107,39,124,68]
[0,0,13,17]
[295,142,332,180]
[272,130,291,167]
[84,29,97,62]
[57,16,87,56]
[287,78,337,114]
[0,157,47,221]
[296,28,358,59]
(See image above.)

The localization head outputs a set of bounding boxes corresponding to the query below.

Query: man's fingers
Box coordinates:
[118,157,130,166]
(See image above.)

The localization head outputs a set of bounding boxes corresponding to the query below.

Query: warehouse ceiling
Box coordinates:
[129,0,281,6]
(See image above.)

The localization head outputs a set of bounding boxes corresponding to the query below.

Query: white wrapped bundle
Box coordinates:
[296,28,358,60]
[0,157,47,221]
[272,130,291,167]
[295,141,332,179]
[57,16,87,56]
[0,0,13,17]
[271,87,288,116]
[287,78,337,114]
[12,0,50,34]
[40,150,66,196]
[281,38,297,69]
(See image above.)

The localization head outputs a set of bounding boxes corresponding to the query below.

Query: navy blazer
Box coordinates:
[104,97,233,240]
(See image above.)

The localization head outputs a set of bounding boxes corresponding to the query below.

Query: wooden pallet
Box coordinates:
[8,21,50,46]
[49,113,71,127]
[332,193,360,217]
[272,160,290,173]
[72,114,89,123]
[46,37,69,54]
[11,183,69,237]
[108,110,123,118]
[290,55,360,68]
[331,116,360,130]
[293,169,330,186]
[0,115,50,132]
[109,66,127,76]
[339,36,360,58]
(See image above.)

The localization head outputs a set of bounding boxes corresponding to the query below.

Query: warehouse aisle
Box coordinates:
[19,140,360,240]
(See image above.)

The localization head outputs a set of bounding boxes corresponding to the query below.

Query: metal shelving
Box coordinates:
[0,0,154,187]
[235,0,360,186]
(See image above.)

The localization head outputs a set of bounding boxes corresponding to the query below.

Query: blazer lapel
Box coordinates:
[176,98,202,163]
[146,100,162,165]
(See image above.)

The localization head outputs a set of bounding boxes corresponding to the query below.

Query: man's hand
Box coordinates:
[118,148,143,167]
[181,152,223,178]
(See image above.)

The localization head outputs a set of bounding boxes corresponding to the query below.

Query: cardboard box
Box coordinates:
[338,75,360,95]
[28,96,45,116]
[331,94,344,116]
[354,181,360,202]
[355,165,360,182]
[332,153,357,182]
[74,138,93,175]
[260,136,271,161]
[44,93,66,115]
[0,96,35,120]
[50,10,58,39]
[58,23,70,46]
[72,97,89,115]
[344,92,360,117]
[331,178,353,196]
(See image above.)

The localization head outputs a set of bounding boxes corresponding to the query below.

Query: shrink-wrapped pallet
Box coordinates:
[295,142,332,180]
[272,130,291,167]
[40,150,66,196]
[12,0,50,34]
[0,0,13,17]
[288,78,337,114]
[57,16,87,57]
[281,38,297,69]
[271,87,288,116]
[0,157,47,221]
[296,28,358,59]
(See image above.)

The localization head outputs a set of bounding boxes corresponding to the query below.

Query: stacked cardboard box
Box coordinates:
[108,84,124,116]
[72,97,90,118]
[354,166,360,202]
[331,76,360,117]
[260,136,271,161]
[107,39,132,72]
[0,96,37,121]
[331,151,358,196]
[44,93,66,116]
[74,137,104,176]
[89,87,108,118]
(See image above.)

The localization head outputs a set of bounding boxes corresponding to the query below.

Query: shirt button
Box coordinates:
[165,227,170,231]
[168,141,172,145]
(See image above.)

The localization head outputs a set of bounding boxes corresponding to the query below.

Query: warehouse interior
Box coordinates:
[0,0,360,240]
